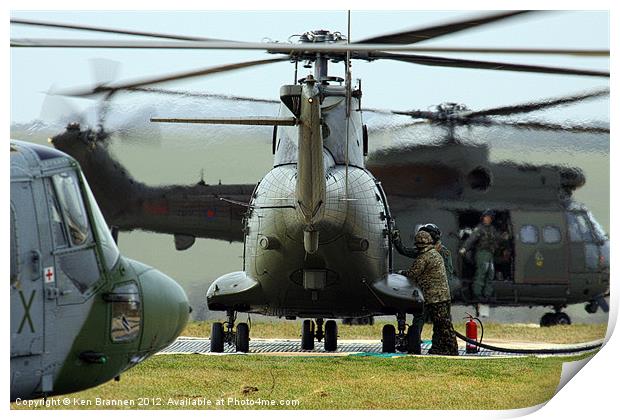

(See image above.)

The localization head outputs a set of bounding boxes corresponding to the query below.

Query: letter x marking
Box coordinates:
[17,290,36,334]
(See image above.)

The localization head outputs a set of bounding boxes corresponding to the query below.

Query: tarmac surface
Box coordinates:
[159,337,603,358]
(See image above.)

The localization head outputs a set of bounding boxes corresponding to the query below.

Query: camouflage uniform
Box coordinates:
[462,224,499,299]
[403,231,458,356]
[438,244,456,285]
[393,231,456,284]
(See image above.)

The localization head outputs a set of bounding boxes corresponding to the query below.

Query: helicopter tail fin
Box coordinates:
[295,78,326,253]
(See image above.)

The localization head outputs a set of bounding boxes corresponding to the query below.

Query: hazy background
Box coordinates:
[10,10,609,324]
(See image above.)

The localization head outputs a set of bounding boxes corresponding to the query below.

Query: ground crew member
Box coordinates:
[393,224,456,284]
[392,227,418,259]
[402,230,458,356]
[393,224,457,342]
[459,209,500,301]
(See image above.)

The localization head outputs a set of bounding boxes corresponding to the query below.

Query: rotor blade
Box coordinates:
[338,106,431,116]
[367,119,430,132]
[125,87,280,104]
[10,18,234,42]
[369,52,609,77]
[464,88,610,118]
[58,57,289,97]
[39,85,86,125]
[10,38,609,57]
[150,117,297,126]
[492,120,609,134]
[391,110,441,120]
[356,11,533,45]
[372,47,609,57]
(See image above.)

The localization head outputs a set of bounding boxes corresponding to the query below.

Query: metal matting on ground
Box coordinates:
[158,337,597,357]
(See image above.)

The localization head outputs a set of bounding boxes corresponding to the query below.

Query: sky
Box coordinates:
[10,10,610,124]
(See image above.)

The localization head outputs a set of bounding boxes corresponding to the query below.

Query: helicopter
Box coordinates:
[10,11,609,352]
[10,139,190,401]
[367,96,610,325]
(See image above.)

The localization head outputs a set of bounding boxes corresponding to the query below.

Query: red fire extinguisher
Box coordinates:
[465,314,480,354]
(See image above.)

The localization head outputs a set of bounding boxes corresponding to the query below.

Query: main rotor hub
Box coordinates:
[436,102,469,116]
[433,103,472,144]
[298,30,346,44]
[296,30,347,82]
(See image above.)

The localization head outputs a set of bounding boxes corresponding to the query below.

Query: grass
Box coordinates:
[11,353,596,410]
[182,320,607,345]
[12,322,605,410]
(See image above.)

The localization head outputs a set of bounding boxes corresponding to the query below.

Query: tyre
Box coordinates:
[406,325,422,355]
[235,322,250,353]
[555,313,571,325]
[301,320,315,350]
[382,324,396,353]
[210,322,225,353]
[324,320,338,352]
[585,301,599,314]
[540,313,556,327]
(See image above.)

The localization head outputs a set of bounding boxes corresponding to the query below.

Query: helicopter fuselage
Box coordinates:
[10,140,190,401]
[207,79,424,318]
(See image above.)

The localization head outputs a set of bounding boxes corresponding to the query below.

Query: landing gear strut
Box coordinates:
[382,313,421,354]
[300,318,338,351]
[540,306,571,327]
[210,310,250,353]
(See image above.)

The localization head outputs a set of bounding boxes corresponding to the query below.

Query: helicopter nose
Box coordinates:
[136,265,190,353]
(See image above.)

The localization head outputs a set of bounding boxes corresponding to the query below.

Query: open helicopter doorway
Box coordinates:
[456,210,515,289]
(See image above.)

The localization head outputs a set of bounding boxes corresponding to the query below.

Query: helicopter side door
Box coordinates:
[566,211,601,273]
[10,178,46,395]
[512,210,569,284]
[45,171,103,305]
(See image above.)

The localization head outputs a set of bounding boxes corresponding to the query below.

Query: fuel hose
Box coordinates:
[453,330,603,355]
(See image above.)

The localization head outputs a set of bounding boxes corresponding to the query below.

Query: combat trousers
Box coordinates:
[473,250,495,299]
[426,301,458,356]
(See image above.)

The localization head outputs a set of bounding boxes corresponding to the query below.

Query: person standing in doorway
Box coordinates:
[460,210,500,301]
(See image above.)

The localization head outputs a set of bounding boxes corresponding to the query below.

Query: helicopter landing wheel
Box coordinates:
[540,312,571,327]
[210,322,225,353]
[585,301,599,314]
[382,324,396,353]
[324,320,338,352]
[235,322,250,353]
[406,324,422,355]
[301,320,315,350]
[540,313,556,327]
[555,313,571,325]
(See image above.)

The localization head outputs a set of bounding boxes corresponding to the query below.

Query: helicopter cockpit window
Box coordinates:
[519,225,539,244]
[44,178,69,248]
[52,172,91,246]
[110,282,142,343]
[566,212,594,242]
[81,174,120,271]
[542,226,561,244]
[587,211,608,242]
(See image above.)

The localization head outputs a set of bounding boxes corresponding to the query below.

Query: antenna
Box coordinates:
[344,10,352,200]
